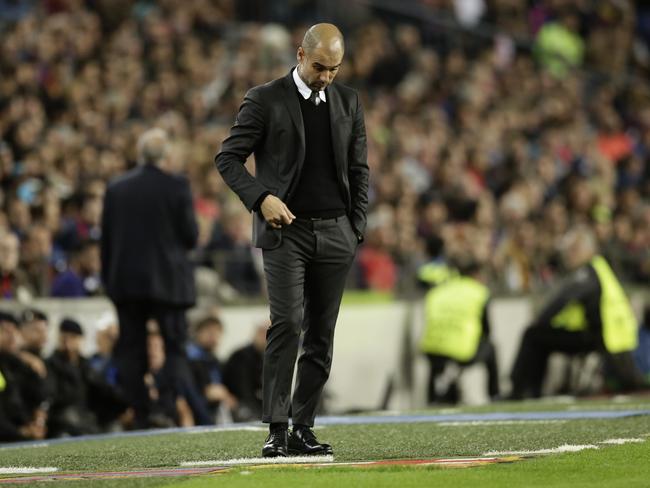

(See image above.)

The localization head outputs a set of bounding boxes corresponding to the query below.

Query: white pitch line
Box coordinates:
[599,438,645,445]
[567,404,650,411]
[185,426,267,435]
[0,467,58,474]
[439,420,568,427]
[181,455,334,467]
[0,442,49,450]
[484,444,599,456]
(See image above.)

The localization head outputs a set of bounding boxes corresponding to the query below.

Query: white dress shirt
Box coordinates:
[292,67,327,104]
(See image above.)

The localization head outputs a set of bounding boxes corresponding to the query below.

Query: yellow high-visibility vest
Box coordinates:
[591,256,638,353]
[550,256,638,353]
[551,301,587,331]
[417,262,458,287]
[420,277,489,362]
[0,369,6,392]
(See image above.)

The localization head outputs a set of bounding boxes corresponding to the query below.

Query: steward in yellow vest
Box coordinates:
[510,229,645,399]
[419,259,499,404]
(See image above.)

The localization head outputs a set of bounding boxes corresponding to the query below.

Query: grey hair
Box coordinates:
[136,128,169,166]
[561,225,597,256]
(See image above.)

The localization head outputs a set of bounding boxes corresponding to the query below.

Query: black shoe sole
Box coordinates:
[262,451,287,458]
[287,448,332,456]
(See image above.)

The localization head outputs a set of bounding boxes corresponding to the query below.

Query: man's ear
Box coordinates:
[297,46,304,63]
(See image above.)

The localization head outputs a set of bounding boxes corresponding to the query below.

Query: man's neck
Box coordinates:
[296,66,308,87]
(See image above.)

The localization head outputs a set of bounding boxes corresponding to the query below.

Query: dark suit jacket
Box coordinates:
[101,164,198,307]
[215,69,369,249]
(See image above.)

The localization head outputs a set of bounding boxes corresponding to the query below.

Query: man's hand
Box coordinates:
[205,384,239,410]
[260,194,295,229]
[20,409,47,440]
[18,351,47,378]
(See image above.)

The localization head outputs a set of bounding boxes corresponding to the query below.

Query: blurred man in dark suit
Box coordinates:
[101,128,198,428]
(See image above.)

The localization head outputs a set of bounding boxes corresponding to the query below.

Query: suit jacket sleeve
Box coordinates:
[349,92,369,238]
[177,178,199,249]
[215,88,269,212]
[531,265,600,329]
[100,188,112,287]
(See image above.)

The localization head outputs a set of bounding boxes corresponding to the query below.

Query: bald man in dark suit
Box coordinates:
[216,23,369,457]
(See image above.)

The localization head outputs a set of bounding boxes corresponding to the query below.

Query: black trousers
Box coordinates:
[426,339,500,404]
[261,215,357,426]
[510,325,598,399]
[510,325,645,398]
[113,301,190,427]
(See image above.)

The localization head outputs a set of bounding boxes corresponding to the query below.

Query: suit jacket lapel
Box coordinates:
[327,85,345,177]
[282,72,305,173]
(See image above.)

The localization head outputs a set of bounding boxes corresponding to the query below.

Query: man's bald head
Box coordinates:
[301,23,344,55]
[297,23,345,92]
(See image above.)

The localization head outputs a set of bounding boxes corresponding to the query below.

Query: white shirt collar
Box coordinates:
[292,67,326,103]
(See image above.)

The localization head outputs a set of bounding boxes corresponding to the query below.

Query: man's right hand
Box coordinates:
[260,194,295,229]
[18,352,47,378]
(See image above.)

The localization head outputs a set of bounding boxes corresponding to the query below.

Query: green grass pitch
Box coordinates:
[1,397,649,487]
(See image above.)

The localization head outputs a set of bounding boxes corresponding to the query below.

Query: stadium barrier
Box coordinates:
[1,289,647,414]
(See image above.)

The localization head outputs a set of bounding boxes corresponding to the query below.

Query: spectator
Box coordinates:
[19,225,54,296]
[47,318,130,437]
[7,198,32,240]
[0,2,647,297]
[0,231,32,300]
[56,190,103,253]
[88,317,120,387]
[206,206,262,296]
[51,239,102,297]
[0,312,49,440]
[144,331,194,428]
[357,206,398,291]
[0,310,47,441]
[534,9,585,78]
[187,315,238,422]
[223,322,268,422]
[15,308,53,421]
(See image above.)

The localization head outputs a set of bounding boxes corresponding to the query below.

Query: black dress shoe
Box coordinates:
[288,427,333,456]
[262,429,288,457]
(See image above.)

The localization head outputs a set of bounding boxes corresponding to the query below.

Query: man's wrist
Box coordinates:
[253,191,271,212]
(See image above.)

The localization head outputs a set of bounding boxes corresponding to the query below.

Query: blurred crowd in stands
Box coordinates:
[1,0,650,441]
[1,0,649,301]
[0,307,267,441]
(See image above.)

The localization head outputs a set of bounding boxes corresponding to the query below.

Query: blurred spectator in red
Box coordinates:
[357,205,398,291]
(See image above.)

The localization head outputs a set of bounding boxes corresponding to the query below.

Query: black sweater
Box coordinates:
[287,91,346,218]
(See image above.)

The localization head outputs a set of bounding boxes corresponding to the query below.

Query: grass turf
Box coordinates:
[0,417,648,471]
[170,440,650,488]
[0,397,648,486]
